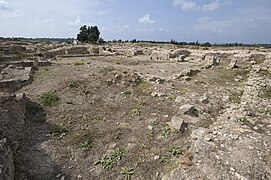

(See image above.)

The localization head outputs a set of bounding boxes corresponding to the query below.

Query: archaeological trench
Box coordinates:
[0,41,270,180]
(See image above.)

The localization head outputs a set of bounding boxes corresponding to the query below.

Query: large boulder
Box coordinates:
[150,50,169,60]
[169,49,191,61]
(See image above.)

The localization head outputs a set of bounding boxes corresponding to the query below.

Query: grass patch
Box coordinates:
[95,148,127,170]
[38,92,60,106]
[68,81,79,88]
[236,117,248,124]
[168,145,181,156]
[259,86,271,99]
[50,123,68,137]
[229,92,242,104]
[131,108,141,116]
[99,66,115,73]
[26,102,43,115]
[120,166,134,180]
[136,80,151,91]
[74,60,85,66]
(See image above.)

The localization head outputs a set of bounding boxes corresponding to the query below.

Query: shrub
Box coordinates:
[38,92,60,106]
[74,60,85,66]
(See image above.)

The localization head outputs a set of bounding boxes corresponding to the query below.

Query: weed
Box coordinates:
[169,95,177,101]
[38,92,60,106]
[229,92,241,104]
[44,67,49,71]
[140,143,147,149]
[259,86,271,99]
[74,60,85,66]
[120,166,134,180]
[26,102,43,115]
[146,130,154,137]
[136,80,151,91]
[162,126,171,139]
[159,155,168,163]
[121,91,131,97]
[99,66,115,73]
[50,123,68,137]
[131,108,140,116]
[114,130,122,140]
[168,145,181,156]
[95,148,127,170]
[236,117,248,124]
[81,139,92,151]
[68,81,79,88]
[258,108,270,115]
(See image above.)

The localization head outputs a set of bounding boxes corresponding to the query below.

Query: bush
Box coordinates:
[38,92,60,106]
[74,61,85,66]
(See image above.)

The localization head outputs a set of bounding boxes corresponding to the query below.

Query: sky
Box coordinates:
[0,0,271,43]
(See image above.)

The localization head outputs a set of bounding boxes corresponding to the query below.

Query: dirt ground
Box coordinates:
[0,42,271,180]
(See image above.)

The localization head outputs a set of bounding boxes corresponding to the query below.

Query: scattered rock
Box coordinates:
[170,116,188,132]
[180,153,193,166]
[191,127,206,140]
[179,104,199,117]
[199,96,209,104]
[227,58,237,69]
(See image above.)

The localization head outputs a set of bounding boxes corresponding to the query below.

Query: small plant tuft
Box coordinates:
[95,148,127,170]
[120,166,134,180]
[38,92,60,107]
[74,60,85,66]
[162,126,171,139]
[236,117,248,124]
[81,139,92,151]
[50,123,68,137]
[68,81,79,88]
[131,108,140,116]
[168,145,181,156]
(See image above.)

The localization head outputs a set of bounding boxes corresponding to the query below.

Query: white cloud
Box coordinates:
[173,0,231,11]
[0,0,11,11]
[68,16,81,26]
[139,14,156,24]
[95,10,110,15]
[172,0,198,10]
[0,0,24,20]
[198,16,210,23]
[202,0,220,11]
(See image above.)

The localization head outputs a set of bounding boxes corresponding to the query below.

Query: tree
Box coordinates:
[77,25,88,42]
[77,25,100,43]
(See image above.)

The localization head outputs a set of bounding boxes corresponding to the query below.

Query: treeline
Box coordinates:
[0,37,74,43]
[108,39,271,48]
[0,37,270,48]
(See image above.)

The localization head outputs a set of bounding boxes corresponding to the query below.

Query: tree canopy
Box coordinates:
[77,25,100,43]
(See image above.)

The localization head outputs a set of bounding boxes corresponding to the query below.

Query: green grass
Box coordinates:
[131,108,141,116]
[74,60,85,66]
[162,126,171,139]
[95,148,127,170]
[236,117,248,124]
[81,139,92,151]
[136,80,151,91]
[26,103,43,115]
[168,145,181,156]
[50,123,68,137]
[68,81,79,88]
[120,166,134,180]
[38,92,60,106]
[98,66,115,73]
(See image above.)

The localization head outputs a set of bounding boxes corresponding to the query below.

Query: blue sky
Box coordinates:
[0,0,271,43]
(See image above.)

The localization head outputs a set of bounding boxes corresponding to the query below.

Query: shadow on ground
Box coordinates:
[15,100,70,180]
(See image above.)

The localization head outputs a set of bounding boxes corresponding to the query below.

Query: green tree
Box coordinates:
[77,25,88,42]
[77,25,100,43]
